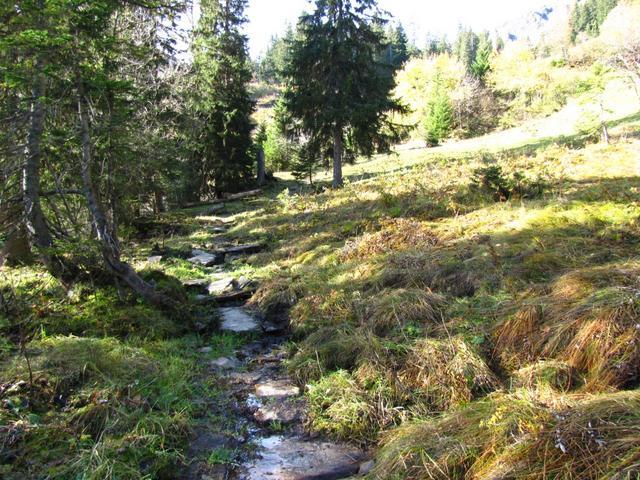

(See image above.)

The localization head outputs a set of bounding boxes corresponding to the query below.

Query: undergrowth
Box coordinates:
[0,266,227,478]
[3,118,640,478]
[226,129,640,477]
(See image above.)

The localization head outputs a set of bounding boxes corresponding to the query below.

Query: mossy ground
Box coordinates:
[0,263,251,478]
[2,114,640,478]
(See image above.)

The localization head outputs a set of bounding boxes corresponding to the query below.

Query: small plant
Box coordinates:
[471,164,547,201]
[207,447,236,466]
[269,420,284,432]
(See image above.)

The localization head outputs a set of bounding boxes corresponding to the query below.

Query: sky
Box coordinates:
[180,0,552,59]
[244,0,550,58]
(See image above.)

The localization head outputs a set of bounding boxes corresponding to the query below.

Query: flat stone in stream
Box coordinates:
[207,277,235,295]
[188,249,224,267]
[254,398,304,424]
[255,379,300,398]
[243,436,364,480]
[219,307,259,332]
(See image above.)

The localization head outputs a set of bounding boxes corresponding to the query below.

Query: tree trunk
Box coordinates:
[257,147,266,186]
[1,224,33,267]
[154,188,165,214]
[22,68,67,278]
[332,125,343,188]
[76,81,179,313]
[602,123,609,144]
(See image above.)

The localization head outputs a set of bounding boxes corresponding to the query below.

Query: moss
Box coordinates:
[0,335,208,478]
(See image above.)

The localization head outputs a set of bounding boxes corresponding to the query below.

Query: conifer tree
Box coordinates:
[387,23,409,68]
[192,0,255,197]
[423,79,453,146]
[471,32,493,81]
[283,0,406,188]
[454,27,479,73]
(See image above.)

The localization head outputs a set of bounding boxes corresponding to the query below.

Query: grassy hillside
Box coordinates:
[220,116,640,477]
[2,107,639,478]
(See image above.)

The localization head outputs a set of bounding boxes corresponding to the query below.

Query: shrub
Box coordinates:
[471,164,547,201]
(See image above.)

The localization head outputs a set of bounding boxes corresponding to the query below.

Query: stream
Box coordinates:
[176,234,368,479]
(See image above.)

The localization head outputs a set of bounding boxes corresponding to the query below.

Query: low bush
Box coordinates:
[471,164,548,202]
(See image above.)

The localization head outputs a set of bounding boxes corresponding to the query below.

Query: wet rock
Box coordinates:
[261,320,287,335]
[358,460,375,476]
[208,278,235,295]
[183,278,210,291]
[246,394,262,411]
[254,398,304,424]
[210,357,241,370]
[211,289,255,304]
[220,243,263,256]
[220,308,259,333]
[255,379,300,398]
[199,346,213,354]
[244,436,364,480]
[227,371,263,385]
[188,249,224,267]
[236,276,256,290]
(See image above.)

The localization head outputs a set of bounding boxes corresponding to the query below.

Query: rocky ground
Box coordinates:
[171,228,369,480]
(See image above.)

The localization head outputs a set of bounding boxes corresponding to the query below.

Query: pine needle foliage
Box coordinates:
[282,0,407,187]
[192,0,256,197]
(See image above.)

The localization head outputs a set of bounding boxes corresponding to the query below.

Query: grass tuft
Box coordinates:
[495,263,640,390]
[399,336,501,411]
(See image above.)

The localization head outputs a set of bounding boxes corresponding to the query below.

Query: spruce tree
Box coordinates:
[283,0,406,188]
[471,32,493,81]
[423,80,453,147]
[387,23,409,68]
[192,0,255,197]
[454,27,479,73]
